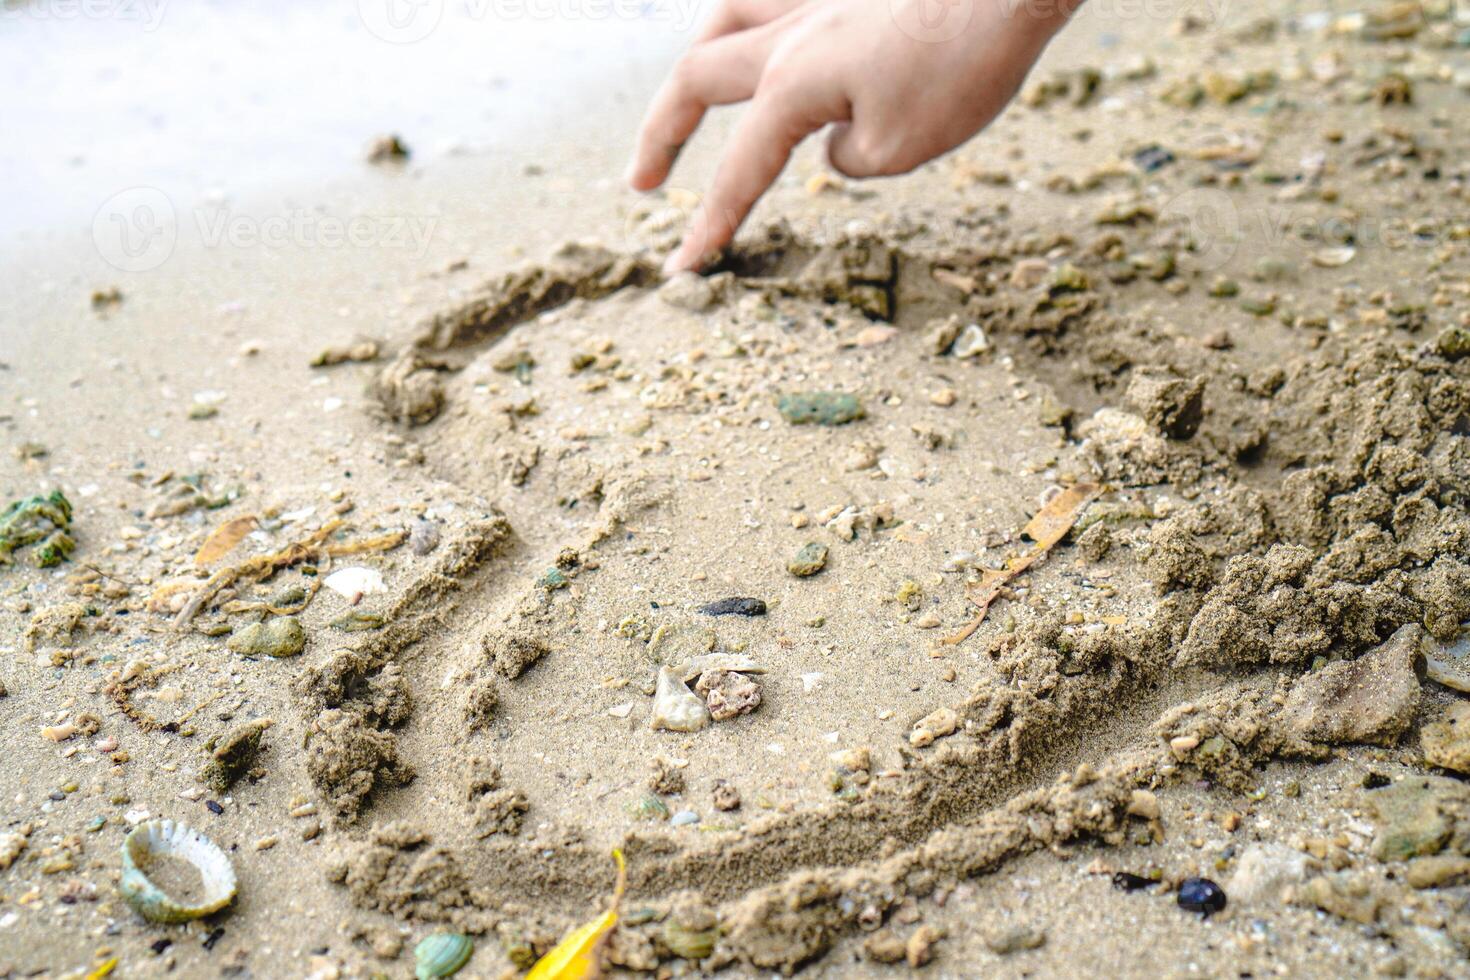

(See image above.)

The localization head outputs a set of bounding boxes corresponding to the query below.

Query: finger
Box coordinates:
[828,111,946,179]
[826,119,890,179]
[664,84,837,273]
[696,0,808,42]
[628,26,782,191]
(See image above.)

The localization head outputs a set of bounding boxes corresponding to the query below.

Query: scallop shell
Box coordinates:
[414,932,473,979]
[651,666,711,733]
[119,819,237,923]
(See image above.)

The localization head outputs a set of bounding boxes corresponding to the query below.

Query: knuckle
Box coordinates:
[668,45,713,97]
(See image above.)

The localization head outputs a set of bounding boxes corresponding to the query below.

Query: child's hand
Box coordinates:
[628,0,1078,273]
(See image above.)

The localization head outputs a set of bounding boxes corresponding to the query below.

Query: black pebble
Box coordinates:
[203,927,225,951]
[697,597,767,617]
[1111,871,1157,892]
[1131,144,1175,173]
[1176,876,1227,917]
[150,938,173,955]
[206,800,224,815]
[1363,772,1391,789]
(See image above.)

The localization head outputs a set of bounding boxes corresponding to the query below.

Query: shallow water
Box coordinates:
[0,0,693,238]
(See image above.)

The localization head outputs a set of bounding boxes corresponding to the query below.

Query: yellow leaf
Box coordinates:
[526,850,627,980]
[194,515,258,566]
[85,958,118,980]
[941,483,1103,646]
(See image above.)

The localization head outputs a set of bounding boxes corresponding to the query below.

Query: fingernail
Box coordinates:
[661,248,686,276]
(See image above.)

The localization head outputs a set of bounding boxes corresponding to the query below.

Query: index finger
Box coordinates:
[664,83,844,273]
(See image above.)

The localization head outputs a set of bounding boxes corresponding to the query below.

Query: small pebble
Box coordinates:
[670,810,700,827]
[1176,876,1227,917]
[697,597,767,617]
[1112,871,1157,892]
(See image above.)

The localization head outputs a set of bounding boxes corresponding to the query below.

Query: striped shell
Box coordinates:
[119,819,237,923]
[414,932,473,979]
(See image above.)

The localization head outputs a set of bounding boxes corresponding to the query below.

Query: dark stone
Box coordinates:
[697,597,767,617]
[1111,871,1158,892]
[1131,144,1175,173]
[1176,877,1227,917]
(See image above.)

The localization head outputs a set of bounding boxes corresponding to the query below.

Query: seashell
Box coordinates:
[1427,656,1470,693]
[414,932,473,979]
[1425,636,1470,694]
[1311,246,1356,268]
[677,653,765,683]
[323,566,386,602]
[119,819,236,923]
[951,323,990,358]
[650,667,711,733]
[662,907,719,960]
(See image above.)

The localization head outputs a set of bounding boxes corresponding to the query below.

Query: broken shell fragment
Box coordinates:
[651,667,711,733]
[0,829,29,870]
[323,566,386,602]
[119,819,237,923]
[695,669,762,721]
[677,653,765,684]
[414,932,473,979]
[662,918,719,960]
[910,707,959,748]
[1426,656,1470,694]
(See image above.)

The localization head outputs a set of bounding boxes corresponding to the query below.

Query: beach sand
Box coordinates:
[3,0,1470,976]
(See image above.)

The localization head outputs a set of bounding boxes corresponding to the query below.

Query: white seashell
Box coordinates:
[677,654,765,683]
[119,819,236,923]
[1425,636,1470,693]
[952,323,990,358]
[1311,246,1356,268]
[323,567,386,602]
[1426,657,1470,694]
[650,667,711,733]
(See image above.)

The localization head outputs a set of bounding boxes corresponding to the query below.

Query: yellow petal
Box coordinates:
[526,850,627,980]
[85,959,118,980]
